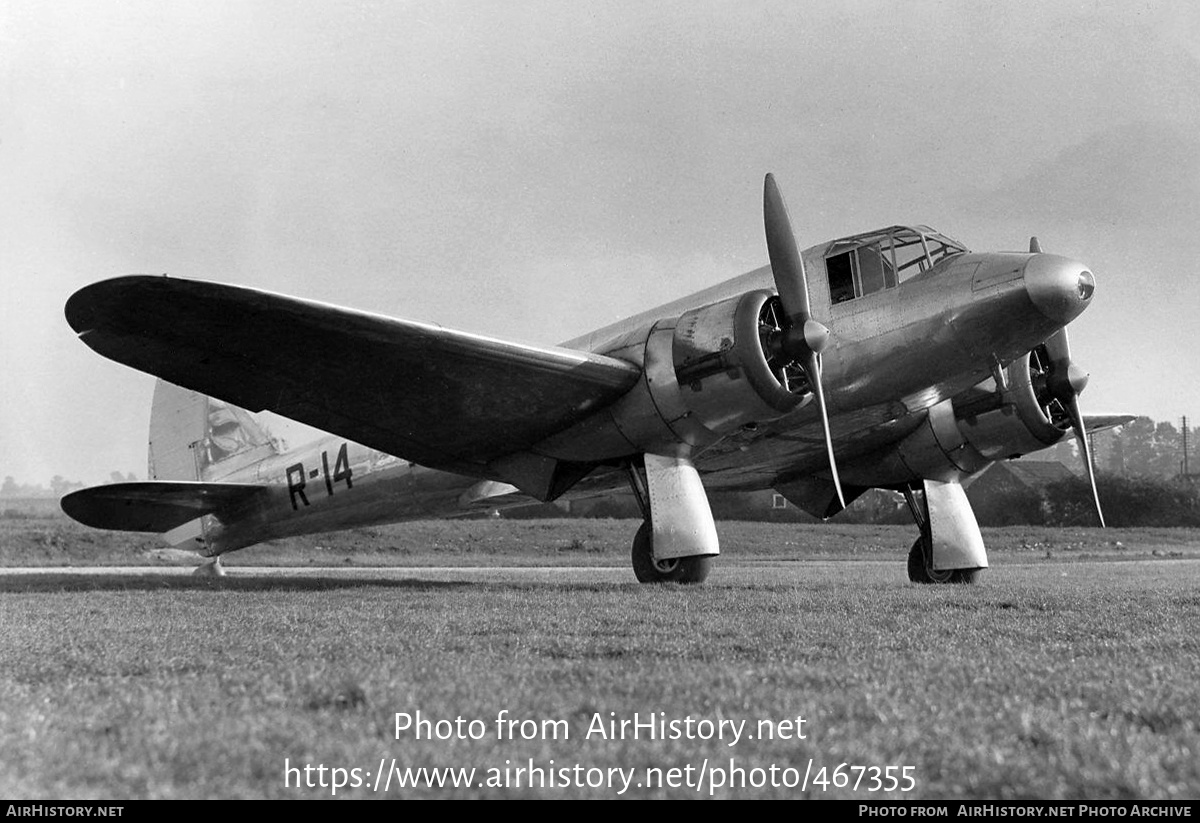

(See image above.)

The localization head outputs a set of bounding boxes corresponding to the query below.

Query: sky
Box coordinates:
[2,0,1198,486]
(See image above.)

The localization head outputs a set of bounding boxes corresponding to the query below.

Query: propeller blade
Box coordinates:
[1066,395,1105,528]
[1042,327,1105,526]
[763,173,812,325]
[805,351,846,509]
[1029,236,1043,254]
[1043,326,1069,362]
[763,173,845,509]
[1044,329,1090,397]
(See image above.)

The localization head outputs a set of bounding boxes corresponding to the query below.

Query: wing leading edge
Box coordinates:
[66,276,642,478]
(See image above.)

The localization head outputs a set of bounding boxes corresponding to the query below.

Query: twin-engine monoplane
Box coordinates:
[63,176,1127,582]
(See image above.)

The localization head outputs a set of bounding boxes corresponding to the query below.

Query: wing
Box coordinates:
[61,481,268,533]
[66,276,641,477]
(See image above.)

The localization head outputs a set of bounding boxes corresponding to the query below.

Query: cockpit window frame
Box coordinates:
[824,225,968,304]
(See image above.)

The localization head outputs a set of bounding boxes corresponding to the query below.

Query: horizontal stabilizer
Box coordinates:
[1082,414,1138,433]
[61,481,267,533]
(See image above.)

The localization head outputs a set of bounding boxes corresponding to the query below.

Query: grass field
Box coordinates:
[4,512,1200,568]
[2,516,1199,799]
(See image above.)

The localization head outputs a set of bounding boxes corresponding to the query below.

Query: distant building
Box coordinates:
[963,461,1076,525]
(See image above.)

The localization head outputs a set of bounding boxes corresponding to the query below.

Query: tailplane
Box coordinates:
[57,381,276,554]
[61,481,267,537]
[149,380,280,481]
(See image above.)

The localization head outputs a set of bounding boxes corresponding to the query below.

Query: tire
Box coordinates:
[907,537,983,585]
[631,522,712,584]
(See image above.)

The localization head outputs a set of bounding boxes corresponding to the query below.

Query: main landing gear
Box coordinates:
[630,521,713,584]
[625,456,718,584]
[902,480,986,585]
[906,535,982,584]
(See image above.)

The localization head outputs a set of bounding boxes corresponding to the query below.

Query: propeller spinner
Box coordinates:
[763,174,845,508]
[1031,236,1106,527]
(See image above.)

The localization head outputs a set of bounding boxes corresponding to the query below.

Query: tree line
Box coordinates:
[1043,415,1196,478]
[1,471,138,498]
[1003,415,1200,527]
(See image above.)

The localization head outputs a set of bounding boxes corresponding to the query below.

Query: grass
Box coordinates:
[1,557,1198,799]
[3,513,1200,567]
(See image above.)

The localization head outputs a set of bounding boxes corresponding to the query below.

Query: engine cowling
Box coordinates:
[538,290,814,460]
[874,345,1071,483]
[955,347,1070,460]
[668,289,810,432]
[615,288,815,450]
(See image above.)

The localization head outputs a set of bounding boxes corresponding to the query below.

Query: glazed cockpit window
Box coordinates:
[825,226,967,303]
[827,251,856,304]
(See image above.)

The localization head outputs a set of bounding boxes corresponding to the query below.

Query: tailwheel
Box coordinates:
[631,522,712,584]
[907,536,983,585]
[193,556,226,578]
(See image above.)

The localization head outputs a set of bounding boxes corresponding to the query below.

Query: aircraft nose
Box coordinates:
[1024,254,1095,325]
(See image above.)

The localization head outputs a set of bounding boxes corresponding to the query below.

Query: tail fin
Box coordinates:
[149,380,280,481]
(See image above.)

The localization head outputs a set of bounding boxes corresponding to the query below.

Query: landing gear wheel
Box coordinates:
[907,537,982,585]
[631,522,712,584]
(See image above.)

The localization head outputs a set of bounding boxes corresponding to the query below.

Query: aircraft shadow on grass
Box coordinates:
[0,573,470,594]
[0,573,635,595]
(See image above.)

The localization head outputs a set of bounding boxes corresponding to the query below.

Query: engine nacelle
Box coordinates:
[669,289,806,434]
[955,350,1068,460]
[854,348,1070,485]
[537,290,811,460]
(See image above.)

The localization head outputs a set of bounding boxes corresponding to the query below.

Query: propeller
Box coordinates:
[763,174,845,508]
[1031,236,1105,526]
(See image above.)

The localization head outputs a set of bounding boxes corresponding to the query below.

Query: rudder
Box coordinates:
[149,380,279,481]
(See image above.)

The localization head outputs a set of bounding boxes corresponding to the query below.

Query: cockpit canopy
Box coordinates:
[825,226,969,304]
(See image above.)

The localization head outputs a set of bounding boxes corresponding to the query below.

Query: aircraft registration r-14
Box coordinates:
[62,175,1130,583]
